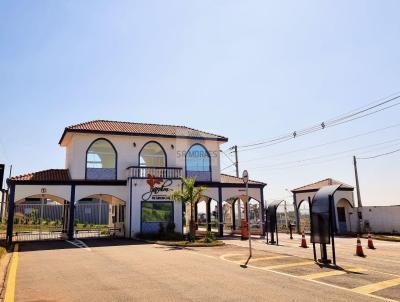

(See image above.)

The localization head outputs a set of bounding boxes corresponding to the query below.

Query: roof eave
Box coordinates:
[59,128,229,143]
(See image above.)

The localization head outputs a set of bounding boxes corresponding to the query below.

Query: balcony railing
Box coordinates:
[186,171,211,182]
[127,166,182,179]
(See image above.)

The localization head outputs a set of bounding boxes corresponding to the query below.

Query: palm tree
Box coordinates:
[170,177,207,240]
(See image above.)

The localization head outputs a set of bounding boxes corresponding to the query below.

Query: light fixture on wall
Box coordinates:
[133,142,136,147]
[171,144,174,149]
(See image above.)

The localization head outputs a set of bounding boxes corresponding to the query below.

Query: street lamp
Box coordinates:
[242,170,251,258]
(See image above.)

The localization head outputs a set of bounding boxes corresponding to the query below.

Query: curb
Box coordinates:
[0,246,14,302]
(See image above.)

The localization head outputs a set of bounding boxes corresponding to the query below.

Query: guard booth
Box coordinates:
[265,200,283,245]
[310,185,340,265]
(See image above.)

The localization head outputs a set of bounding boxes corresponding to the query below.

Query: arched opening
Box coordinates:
[195,197,208,231]
[139,141,166,167]
[12,194,70,241]
[193,196,219,235]
[336,198,353,234]
[75,194,126,238]
[274,200,296,233]
[185,144,211,181]
[209,199,219,232]
[248,198,261,234]
[86,138,117,180]
[298,199,311,233]
[228,195,263,236]
[222,199,234,235]
[233,198,246,233]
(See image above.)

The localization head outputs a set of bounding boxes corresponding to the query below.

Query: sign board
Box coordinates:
[142,175,175,201]
[242,170,249,184]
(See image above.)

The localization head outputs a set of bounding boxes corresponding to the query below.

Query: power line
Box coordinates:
[358,148,400,160]
[220,150,235,165]
[221,163,236,171]
[240,122,400,163]
[247,138,400,171]
[238,93,400,151]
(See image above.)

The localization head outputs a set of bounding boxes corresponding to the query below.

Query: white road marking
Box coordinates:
[66,240,91,251]
[199,251,400,302]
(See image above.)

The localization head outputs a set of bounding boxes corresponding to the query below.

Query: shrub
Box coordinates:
[158,222,165,235]
[166,222,175,233]
[163,232,184,241]
[203,231,216,243]
[136,232,185,241]
[186,232,195,242]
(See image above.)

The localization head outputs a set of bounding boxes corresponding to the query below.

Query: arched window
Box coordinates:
[139,142,166,167]
[86,139,117,180]
[185,144,211,181]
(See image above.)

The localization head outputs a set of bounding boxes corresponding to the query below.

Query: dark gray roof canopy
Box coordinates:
[310,184,341,244]
[267,200,284,212]
[312,185,341,213]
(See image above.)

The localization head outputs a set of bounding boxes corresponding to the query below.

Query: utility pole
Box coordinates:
[284,200,288,229]
[353,156,363,233]
[233,145,239,177]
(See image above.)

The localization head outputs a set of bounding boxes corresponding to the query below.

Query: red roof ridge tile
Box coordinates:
[220,173,266,185]
[10,169,70,182]
[60,120,228,144]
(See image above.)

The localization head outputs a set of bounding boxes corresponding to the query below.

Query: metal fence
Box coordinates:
[12,202,69,241]
[2,200,126,242]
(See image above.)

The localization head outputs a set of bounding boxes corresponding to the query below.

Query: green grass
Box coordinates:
[0,223,110,234]
[362,234,400,242]
[0,246,6,258]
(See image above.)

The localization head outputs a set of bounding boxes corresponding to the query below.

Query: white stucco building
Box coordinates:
[6,120,266,243]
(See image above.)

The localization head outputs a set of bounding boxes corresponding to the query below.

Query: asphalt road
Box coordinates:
[11,237,399,302]
[225,233,400,276]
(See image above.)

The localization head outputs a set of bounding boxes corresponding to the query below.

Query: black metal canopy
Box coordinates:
[312,184,341,214]
[267,200,283,212]
[310,184,340,244]
[265,200,284,245]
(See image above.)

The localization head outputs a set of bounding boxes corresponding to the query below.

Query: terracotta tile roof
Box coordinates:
[220,173,266,185]
[10,169,71,182]
[59,120,228,144]
[291,178,353,192]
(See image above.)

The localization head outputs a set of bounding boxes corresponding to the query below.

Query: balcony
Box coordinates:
[127,166,182,179]
[186,171,211,182]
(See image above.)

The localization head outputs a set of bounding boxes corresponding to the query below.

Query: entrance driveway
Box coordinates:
[11,238,399,301]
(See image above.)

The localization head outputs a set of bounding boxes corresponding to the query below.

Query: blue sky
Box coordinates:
[0,1,399,205]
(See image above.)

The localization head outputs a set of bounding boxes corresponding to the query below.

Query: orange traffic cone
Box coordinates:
[300,230,308,248]
[367,232,375,249]
[355,235,365,257]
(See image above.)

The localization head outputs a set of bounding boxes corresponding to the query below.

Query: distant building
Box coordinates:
[291,178,355,234]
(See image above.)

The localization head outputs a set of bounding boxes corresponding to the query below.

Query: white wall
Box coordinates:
[222,187,263,202]
[129,178,182,237]
[64,133,223,182]
[74,185,128,202]
[349,206,400,234]
[14,185,71,203]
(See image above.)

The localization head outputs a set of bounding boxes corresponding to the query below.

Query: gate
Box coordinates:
[12,201,69,242]
[74,200,125,239]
